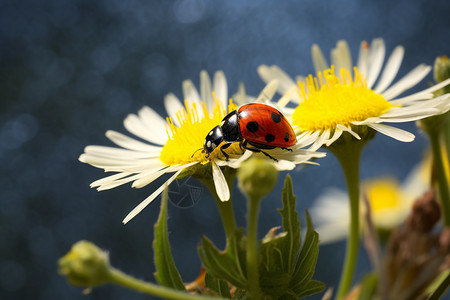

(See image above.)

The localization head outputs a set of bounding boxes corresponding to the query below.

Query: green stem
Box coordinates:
[108,268,225,300]
[200,171,237,239]
[246,195,261,300]
[329,140,364,300]
[429,131,450,226]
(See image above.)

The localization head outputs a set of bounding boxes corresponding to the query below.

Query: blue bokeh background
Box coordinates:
[1,0,449,299]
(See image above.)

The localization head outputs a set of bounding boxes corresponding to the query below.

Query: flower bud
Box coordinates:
[434,56,450,94]
[58,240,110,288]
[237,157,278,200]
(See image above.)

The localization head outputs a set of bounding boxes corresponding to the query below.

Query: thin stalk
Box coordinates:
[330,140,364,300]
[246,195,261,299]
[200,171,237,239]
[429,131,450,226]
[108,268,225,300]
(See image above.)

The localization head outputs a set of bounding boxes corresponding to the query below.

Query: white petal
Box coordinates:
[122,168,184,224]
[124,107,168,145]
[373,46,404,94]
[164,93,184,127]
[381,64,431,100]
[212,161,230,201]
[90,172,133,188]
[213,71,228,109]
[325,128,343,146]
[255,80,279,103]
[83,145,160,159]
[277,86,296,108]
[257,65,298,99]
[390,78,450,105]
[216,150,252,169]
[95,173,145,191]
[368,123,415,142]
[81,155,165,173]
[295,131,320,149]
[331,40,352,74]
[357,40,370,77]
[311,44,329,74]
[366,38,386,89]
[106,130,162,152]
[79,153,156,168]
[182,79,203,118]
[132,164,187,189]
[232,82,254,106]
[379,106,439,122]
[311,130,330,150]
[336,124,361,139]
[200,70,213,111]
[272,159,296,170]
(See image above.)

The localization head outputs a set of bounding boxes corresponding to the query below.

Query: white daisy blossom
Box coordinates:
[258,38,450,148]
[309,157,431,244]
[80,71,324,224]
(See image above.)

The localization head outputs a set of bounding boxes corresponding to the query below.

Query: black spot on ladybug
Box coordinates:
[284,133,290,142]
[271,112,281,123]
[246,121,259,133]
[265,134,275,143]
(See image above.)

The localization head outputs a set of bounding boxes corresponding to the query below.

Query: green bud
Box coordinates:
[58,240,111,288]
[417,114,447,134]
[434,56,450,88]
[237,157,278,200]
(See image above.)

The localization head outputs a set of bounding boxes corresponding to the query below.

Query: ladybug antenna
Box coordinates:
[191,147,203,158]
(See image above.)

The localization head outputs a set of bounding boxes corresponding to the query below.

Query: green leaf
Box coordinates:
[278,174,302,274]
[258,175,324,299]
[296,280,326,298]
[198,229,247,290]
[204,272,231,298]
[290,210,321,295]
[258,175,301,276]
[153,188,185,291]
[259,271,291,296]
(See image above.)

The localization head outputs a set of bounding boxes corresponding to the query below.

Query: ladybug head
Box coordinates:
[203,125,224,157]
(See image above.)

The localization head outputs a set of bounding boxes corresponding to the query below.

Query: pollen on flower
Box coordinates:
[159,98,241,165]
[292,66,395,132]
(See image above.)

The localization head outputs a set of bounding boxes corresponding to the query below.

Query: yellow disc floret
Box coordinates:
[292,66,394,132]
[160,98,240,165]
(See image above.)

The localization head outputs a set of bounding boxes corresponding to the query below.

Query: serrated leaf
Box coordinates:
[198,229,247,289]
[153,188,185,291]
[278,175,301,274]
[204,272,231,298]
[258,176,301,275]
[259,271,291,296]
[290,210,321,295]
[296,280,326,298]
[257,175,324,298]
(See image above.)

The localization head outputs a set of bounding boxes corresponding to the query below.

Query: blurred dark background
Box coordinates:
[1,0,449,299]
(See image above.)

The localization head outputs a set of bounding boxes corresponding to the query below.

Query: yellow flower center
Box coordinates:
[365,179,401,212]
[159,98,241,165]
[292,67,394,132]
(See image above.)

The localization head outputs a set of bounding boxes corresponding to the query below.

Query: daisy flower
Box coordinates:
[310,155,431,244]
[258,38,450,298]
[258,38,450,149]
[79,71,323,225]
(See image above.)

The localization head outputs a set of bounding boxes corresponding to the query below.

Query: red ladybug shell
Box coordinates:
[237,104,296,148]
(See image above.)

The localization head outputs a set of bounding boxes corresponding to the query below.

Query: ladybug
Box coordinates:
[202,103,296,161]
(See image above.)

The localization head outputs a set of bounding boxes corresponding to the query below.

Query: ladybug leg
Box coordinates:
[241,140,278,162]
[219,143,232,161]
[280,147,293,152]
